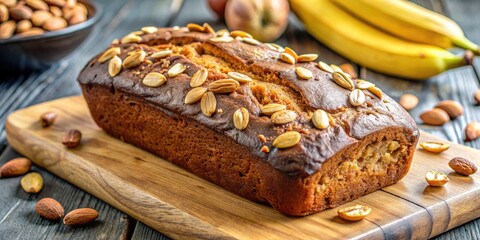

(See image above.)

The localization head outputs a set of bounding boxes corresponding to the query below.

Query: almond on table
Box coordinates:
[399,94,418,110]
[35,198,64,220]
[0,157,32,178]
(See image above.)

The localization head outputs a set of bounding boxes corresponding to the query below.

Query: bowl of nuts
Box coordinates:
[0,0,100,71]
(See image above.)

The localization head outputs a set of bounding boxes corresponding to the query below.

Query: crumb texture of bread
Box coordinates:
[78,26,419,216]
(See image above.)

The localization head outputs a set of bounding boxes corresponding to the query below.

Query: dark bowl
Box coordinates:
[0,0,100,71]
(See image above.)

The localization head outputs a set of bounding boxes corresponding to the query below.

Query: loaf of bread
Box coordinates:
[78,23,419,216]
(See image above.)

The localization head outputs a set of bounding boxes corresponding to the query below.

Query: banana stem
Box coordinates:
[464,50,474,65]
[454,37,480,56]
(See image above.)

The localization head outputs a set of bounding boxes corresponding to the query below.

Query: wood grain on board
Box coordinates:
[5,96,480,240]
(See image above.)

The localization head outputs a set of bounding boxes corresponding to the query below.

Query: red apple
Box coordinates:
[225,0,290,42]
[207,0,228,19]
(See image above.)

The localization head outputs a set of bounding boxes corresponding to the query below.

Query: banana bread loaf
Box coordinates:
[78,24,419,216]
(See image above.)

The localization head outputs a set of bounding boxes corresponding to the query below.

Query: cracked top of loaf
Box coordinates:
[78,24,419,177]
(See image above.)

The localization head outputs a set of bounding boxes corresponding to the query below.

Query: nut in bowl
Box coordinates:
[0,0,100,71]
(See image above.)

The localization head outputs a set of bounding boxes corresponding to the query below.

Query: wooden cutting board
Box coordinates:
[5,96,480,239]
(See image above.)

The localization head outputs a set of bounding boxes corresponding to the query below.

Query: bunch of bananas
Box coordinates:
[290,0,478,80]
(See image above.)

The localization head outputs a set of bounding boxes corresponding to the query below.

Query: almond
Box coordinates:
[26,0,49,11]
[9,5,33,20]
[67,11,86,25]
[0,0,16,8]
[18,27,43,36]
[399,94,418,110]
[16,19,32,33]
[449,157,477,176]
[49,6,62,17]
[0,157,32,178]
[31,10,53,27]
[45,0,66,8]
[0,4,8,22]
[465,122,480,141]
[0,20,15,38]
[42,16,67,31]
[420,108,450,126]
[474,90,480,105]
[339,63,358,79]
[35,198,64,220]
[63,208,99,226]
[434,100,463,118]
[21,172,43,193]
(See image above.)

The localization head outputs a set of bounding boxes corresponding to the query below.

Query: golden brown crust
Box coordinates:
[78,26,419,215]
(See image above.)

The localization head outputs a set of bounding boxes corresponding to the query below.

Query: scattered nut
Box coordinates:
[257,134,267,143]
[419,142,450,153]
[0,157,32,178]
[419,108,450,126]
[465,122,480,141]
[434,100,464,118]
[337,205,371,221]
[474,90,480,105]
[35,198,64,220]
[425,171,449,186]
[260,145,270,153]
[63,208,99,226]
[399,94,418,110]
[40,111,57,127]
[62,129,82,148]
[449,157,477,176]
[20,172,43,193]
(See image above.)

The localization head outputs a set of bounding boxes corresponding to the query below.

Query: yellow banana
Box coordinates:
[333,0,480,55]
[289,0,472,80]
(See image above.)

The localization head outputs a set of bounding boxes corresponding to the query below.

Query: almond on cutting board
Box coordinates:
[337,205,371,221]
[419,108,450,126]
[449,157,477,176]
[434,100,464,118]
[425,171,449,187]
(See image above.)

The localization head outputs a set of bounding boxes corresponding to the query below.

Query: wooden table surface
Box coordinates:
[0,0,479,239]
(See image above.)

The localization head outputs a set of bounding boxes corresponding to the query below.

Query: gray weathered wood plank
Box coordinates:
[0,147,134,240]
